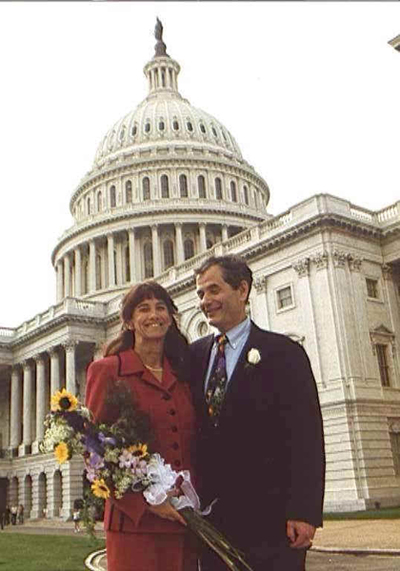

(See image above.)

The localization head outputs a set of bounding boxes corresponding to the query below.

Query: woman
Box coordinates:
[85,281,198,571]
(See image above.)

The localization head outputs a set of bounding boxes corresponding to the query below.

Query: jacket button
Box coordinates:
[174,460,181,467]
[162,394,172,400]
[172,442,179,450]
[171,425,178,433]
[169,409,176,416]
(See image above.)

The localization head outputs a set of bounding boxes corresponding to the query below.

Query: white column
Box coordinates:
[64,255,71,297]
[199,223,207,252]
[175,223,184,265]
[35,355,46,444]
[21,361,34,453]
[116,240,124,285]
[252,276,270,329]
[152,225,161,276]
[107,233,116,287]
[74,248,82,297]
[64,341,77,395]
[221,224,229,242]
[10,366,22,451]
[49,347,61,396]
[89,240,96,292]
[128,228,136,283]
[56,261,64,302]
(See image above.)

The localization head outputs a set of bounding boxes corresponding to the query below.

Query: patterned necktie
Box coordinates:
[206,334,228,426]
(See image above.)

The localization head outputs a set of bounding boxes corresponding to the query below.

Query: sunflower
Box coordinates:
[51,389,78,412]
[91,478,111,499]
[54,442,70,464]
[128,443,148,459]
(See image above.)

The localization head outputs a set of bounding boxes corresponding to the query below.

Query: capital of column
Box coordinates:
[33,353,45,365]
[63,340,78,353]
[292,257,310,278]
[347,254,363,272]
[311,251,329,271]
[254,275,267,293]
[382,263,393,281]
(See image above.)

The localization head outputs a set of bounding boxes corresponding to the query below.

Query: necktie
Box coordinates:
[206,334,228,426]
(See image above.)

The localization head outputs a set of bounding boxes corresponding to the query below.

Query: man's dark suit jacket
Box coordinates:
[190,321,325,555]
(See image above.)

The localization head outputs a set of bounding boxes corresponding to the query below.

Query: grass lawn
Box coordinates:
[324,506,400,520]
[0,533,105,571]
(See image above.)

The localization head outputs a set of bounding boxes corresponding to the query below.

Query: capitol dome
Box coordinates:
[52,21,271,304]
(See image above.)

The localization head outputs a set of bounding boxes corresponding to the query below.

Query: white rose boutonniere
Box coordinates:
[246,348,261,367]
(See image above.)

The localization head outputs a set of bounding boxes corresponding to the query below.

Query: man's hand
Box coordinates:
[286,520,316,549]
[146,498,187,527]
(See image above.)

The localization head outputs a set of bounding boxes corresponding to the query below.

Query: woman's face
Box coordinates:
[128,296,172,343]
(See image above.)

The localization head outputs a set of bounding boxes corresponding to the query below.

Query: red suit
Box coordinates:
[85,349,198,571]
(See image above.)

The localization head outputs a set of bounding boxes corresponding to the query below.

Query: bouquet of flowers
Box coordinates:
[40,387,253,571]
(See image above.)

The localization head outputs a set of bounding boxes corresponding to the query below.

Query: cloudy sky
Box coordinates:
[1,1,400,328]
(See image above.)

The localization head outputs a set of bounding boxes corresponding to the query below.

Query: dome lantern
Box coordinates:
[143,19,181,100]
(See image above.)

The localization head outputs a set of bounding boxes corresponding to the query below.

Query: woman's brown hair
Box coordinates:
[104,281,189,382]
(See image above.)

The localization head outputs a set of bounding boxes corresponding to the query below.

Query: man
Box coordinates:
[190,255,325,571]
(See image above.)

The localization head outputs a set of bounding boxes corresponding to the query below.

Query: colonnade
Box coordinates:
[55,222,232,302]
[8,341,84,457]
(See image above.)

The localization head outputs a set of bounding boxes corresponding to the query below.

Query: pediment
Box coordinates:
[371,324,394,336]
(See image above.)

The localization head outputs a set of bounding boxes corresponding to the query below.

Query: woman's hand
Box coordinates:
[146,498,187,527]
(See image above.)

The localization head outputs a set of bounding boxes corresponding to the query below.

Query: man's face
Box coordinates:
[196,265,249,333]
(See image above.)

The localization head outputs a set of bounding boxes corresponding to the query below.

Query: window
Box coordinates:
[125,245,130,283]
[144,242,153,278]
[161,175,169,198]
[179,174,188,198]
[230,181,237,202]
[199,123,206,134]
[215,177,222,200]
[390,432,400,475]
[163,240,174,269]
[159,120,165,131]
[110,186,116,208]
[212,126,218,138]
[198,175,206,198]
[144,121,151,133]
[97,191,102,212]
[119,127,126,141]
[125,180,132,203]
[254,192,258,209]
[131,124,137,137]
[142,177,150,201]
[186,120,193,132]
[376,344,390,387]
[86,197,91,215]
[366,278,379,299]
[184,239,195,260]
[95,254,102,290]
[172,119,179,131]
[277,286,293,310]
[243,185,249,205]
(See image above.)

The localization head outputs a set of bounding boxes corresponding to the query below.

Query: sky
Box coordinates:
[1,1,400,328]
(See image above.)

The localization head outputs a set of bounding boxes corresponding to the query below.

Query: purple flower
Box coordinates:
[98,432,117,446]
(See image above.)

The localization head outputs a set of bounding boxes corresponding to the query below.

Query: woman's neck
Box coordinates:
[134,340,164,369]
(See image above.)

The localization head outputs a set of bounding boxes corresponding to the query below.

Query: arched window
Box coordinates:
[144,121,151,133]
[184,239,195,260]
[199,123,206,134]
[86,197,91,215]
[163,240,175,269]
[230,181,237,202]
[161,175,169,198]
[159,119,165,131]
[142,177,150,201]
[83,258,89,294]
[243,185,249,205]
[131,124,137,137]
[172,119,179,131]
[254,192,258,209]
[125,180,132,203]
[198,175,206,198]
[144,242,154,278]
[179,174,188,198]
[212,126,218,138]
[110,185,116,208]
[97,191,102,212]
[186,120,194,132]
[215,177,223,200]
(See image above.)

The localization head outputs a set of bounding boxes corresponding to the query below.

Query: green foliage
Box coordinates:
[0,533,105,571]
[324,506,400,520]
